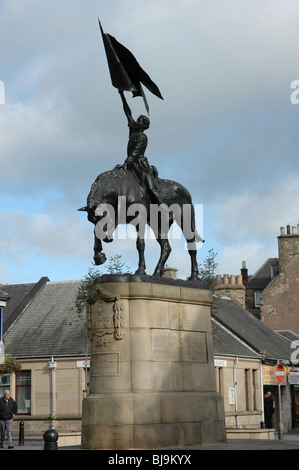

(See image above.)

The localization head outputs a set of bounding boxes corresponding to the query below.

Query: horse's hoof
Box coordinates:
[94,253,107,265]
[135,268,146,276]
[153,270,162,277]
[189,274,200,281]
[103,236,113,243]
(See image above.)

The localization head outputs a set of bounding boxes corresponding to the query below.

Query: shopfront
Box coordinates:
[263,364,287,430]
[288,368,299,428]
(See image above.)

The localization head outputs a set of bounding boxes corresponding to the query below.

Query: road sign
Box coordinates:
[275,363,286,384]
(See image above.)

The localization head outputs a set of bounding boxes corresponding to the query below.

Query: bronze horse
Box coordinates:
[80,167,203,280]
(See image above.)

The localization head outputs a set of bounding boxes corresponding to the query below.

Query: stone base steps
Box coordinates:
[227,428,275,440]
[57,432,81,447]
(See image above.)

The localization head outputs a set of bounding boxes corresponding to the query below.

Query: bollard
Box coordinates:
[43,429,58,450]
[19,421,25,446]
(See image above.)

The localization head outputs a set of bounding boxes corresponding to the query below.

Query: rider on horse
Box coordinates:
[118,90,162,205]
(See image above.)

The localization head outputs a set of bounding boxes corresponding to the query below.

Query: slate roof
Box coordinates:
[3,280,87,358]
[212,296,292,362]
[0,277,48,333]
[0,289,9,302]
[247,258,279,290]
[276,330,299,342]
[212,318,260,359]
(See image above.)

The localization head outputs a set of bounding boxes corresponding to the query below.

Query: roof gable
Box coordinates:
[0,277,48,333]
[247,258,279,290]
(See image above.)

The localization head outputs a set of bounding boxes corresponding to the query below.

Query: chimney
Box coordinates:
[278,224,299,273]
[241,261,248,287]
[213,274,246,308]
[162,266,178,280]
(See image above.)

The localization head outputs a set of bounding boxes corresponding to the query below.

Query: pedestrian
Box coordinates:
[264,390,274,429]
[0,390,17,448]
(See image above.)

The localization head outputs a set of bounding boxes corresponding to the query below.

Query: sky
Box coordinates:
[1,0,299,284]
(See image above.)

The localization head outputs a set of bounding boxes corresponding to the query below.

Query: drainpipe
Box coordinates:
[49,357,57,428]
[233,357,239,428]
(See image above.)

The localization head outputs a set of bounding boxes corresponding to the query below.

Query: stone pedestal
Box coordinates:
[81,275,226,449]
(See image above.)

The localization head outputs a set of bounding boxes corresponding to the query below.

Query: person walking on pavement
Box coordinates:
[0,390,17,448]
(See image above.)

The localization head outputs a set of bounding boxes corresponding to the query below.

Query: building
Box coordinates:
[240,224,299,333]
[238,224,299,427]
[243,259,279,318]
[212,293,293,433]
[0,270,296,441]
[260,225,299,335]
[0,278,88,437]
[0,287,10,364]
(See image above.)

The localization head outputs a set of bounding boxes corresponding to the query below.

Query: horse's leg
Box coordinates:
[135,235,146,275]
[178,203,201,280]
[187,240,199,280]
[93,230,107,265]
[153,235,172,277]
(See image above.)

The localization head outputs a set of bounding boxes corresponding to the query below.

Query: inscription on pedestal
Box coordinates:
[92,352,120,376]
[151,330,207,362]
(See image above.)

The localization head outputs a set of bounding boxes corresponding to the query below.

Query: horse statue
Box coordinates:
[79,166,204,281]
[80,29,204,280]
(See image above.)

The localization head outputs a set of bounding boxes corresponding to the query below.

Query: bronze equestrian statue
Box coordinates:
[79,22,204,280]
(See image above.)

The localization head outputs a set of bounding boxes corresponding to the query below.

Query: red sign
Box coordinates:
[274,363,286,384]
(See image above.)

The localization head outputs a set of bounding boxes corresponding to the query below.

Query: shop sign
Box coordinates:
[214,359,227,367]
[263,365,286,385]
[288,370,299,385]
[77,360,90,368]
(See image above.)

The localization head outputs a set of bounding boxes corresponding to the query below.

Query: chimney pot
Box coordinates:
[162,266,178,280]
[241,261,248,287]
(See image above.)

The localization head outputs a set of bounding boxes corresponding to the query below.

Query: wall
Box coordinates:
[214,355,263,429]
[9,356,88,437]
[261,256,299,334]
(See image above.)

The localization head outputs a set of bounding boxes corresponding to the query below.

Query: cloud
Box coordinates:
[1,0,299,282]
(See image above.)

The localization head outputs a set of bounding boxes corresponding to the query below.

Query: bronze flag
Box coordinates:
[99,20,163,113]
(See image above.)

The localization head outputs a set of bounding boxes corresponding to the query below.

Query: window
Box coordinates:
[252,369,258,410]
[0,374,10,395]
[16,371,31,414]
[254,292,261,308]
[245,369,250,410]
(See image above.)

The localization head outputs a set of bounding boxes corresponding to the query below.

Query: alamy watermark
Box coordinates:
[290,80,299,105]
[94,197,203,250]
[0,81,5,104]
[290,340,299,364]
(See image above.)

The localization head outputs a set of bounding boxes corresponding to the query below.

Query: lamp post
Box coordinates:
[49,357,57,429]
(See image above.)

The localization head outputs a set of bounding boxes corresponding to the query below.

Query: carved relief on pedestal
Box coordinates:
[87,286,125,347]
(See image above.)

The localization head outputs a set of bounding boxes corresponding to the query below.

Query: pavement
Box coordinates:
[1,429,299,451]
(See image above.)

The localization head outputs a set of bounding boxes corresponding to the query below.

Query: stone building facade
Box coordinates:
[260,225,299,335]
